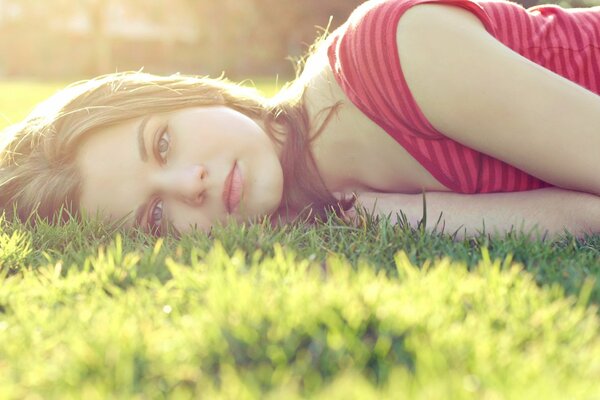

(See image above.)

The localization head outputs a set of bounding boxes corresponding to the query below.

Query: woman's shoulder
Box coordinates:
[333,0,495,39]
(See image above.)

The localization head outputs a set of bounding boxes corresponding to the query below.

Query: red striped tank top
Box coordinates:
[327,0,600,193]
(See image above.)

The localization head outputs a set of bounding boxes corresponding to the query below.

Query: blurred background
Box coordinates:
[0,0,595,83]
[0,0,364,81]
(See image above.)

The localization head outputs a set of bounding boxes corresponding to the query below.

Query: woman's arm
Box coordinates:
[347,188,600,240]
[396,4,600,195]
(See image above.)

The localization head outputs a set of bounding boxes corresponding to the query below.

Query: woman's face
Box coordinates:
[76,106,284,234]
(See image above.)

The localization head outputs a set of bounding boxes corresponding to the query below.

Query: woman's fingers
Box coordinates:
[332,191,358,224]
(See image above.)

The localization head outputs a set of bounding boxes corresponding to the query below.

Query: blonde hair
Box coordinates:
[0,70,351,226]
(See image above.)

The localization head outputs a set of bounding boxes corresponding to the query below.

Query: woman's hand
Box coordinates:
[333,191,421,228]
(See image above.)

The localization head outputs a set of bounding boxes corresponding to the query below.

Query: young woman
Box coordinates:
[2,0,600,239]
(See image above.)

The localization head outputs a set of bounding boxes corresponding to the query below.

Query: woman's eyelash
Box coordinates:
[154,125,171,163]
[148,123,170,235]
[149,199,164,234]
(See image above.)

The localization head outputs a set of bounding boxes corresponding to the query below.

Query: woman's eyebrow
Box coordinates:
[138,115,151,162]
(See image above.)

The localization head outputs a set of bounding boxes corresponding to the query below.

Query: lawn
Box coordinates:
[0,80,599,399]
[0,80,65,129]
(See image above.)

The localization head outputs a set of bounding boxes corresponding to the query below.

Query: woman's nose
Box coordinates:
[159,164,208,206]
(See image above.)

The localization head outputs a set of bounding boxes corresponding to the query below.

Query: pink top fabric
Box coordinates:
[327,0,600,193]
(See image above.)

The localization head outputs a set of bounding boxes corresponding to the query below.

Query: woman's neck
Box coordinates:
[300,52,377,194]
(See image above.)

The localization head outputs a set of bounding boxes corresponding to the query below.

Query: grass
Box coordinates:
[0,80,599,399]
[0,80,65,129]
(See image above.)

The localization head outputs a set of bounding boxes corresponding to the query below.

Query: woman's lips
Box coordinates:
[222,162,243,214]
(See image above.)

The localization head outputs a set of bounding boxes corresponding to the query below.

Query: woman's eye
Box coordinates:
[157,128,170,162]
[150,200,164,230]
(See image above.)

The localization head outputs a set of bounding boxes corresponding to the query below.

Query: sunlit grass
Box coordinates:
[0,217,599,399]
[0,80,65,129]
[0,80,599,398]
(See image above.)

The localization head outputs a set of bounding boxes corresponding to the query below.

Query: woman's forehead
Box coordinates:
[76,116,146,227]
